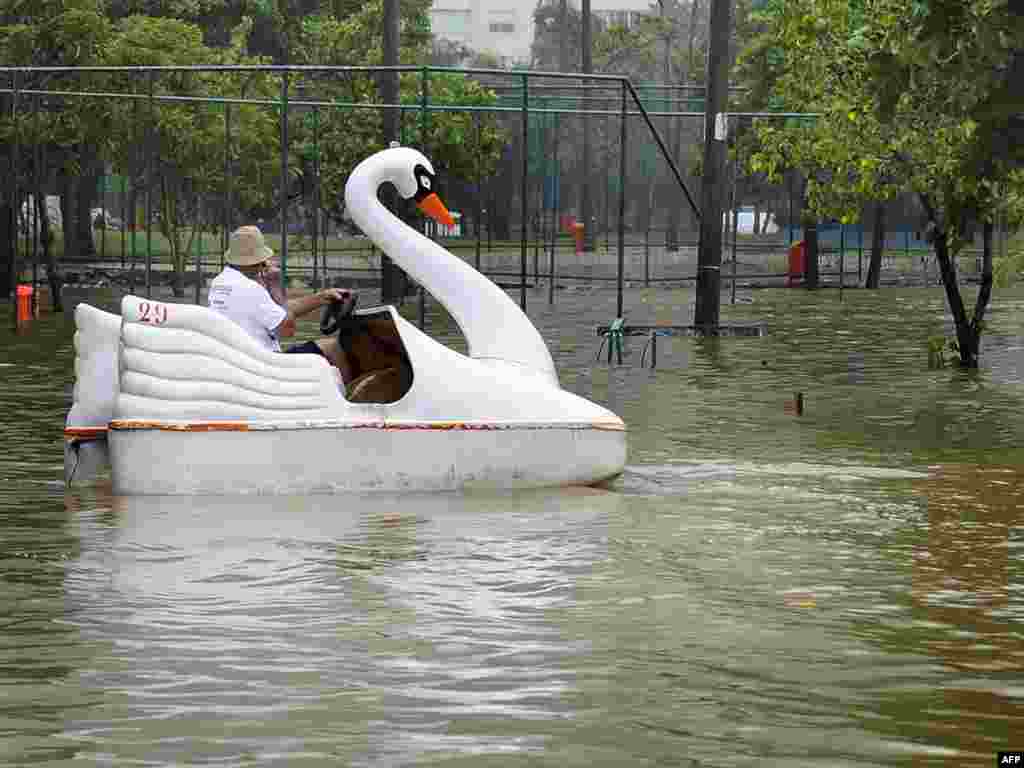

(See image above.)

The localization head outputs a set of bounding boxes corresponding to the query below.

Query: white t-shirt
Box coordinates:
[208,266,288,352]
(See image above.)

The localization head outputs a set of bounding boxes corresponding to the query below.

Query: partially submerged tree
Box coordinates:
[741,0,1024,366]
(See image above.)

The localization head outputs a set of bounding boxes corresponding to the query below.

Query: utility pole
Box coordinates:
[580,0,593,251]
[693,0,731,331]
[379,0,405,302]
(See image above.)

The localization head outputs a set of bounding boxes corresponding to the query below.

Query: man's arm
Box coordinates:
[275,288,351,338]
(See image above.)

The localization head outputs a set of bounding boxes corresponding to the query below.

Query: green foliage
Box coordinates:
[101,15,279,285]
[740,0,1024,239]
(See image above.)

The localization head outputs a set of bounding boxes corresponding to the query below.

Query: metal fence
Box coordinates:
[0,65,1008,323]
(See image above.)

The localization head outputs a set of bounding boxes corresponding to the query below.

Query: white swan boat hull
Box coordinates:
[65,297,626,494]
[107,419,625,494]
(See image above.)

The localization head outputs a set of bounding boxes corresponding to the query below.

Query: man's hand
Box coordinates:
[318,288,353,306]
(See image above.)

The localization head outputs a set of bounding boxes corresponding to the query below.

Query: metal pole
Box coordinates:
[546,105,554,306]
[839,221,845,301]
[8,71,17,316]
[224,101,232,270]
[195,193,202,305]
[617,80,627,319]
[858,221,863,285]
[474,111,482,272]
[730,146,739,305]
[32,94,40,314]
[99,172,106,264]
[787,172,794,245]
[538,98,547,299]
[145,70,154,299]
[644,228,650,287]
[520,73,529,312]
[120,164,126,269]
[280,71,289,286]
[312,107,320,287]
[130,95,138,295]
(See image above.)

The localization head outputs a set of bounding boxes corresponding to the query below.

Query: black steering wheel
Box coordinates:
[320,291,358,336]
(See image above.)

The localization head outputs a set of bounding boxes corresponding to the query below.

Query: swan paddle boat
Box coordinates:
[64,146,627,494]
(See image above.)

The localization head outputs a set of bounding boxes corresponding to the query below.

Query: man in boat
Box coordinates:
[209,225,354,385]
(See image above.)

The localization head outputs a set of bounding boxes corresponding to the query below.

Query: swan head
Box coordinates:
[356,145,455,228]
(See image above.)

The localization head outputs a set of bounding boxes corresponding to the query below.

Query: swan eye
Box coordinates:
[420,175,432,191]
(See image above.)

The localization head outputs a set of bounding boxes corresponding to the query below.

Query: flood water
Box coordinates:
[2,282,1023,766]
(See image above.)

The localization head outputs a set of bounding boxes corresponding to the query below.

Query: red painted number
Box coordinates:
[138,301,167,325]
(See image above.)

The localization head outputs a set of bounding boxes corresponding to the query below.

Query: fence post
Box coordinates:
[644,227,649,287]
[223,101,232,271]
[520,73,529,312]
[145,70,154,299]
[617,80,627,320]
[474,111,482,272]
[195,193,203,305]
[839,221,845,300]
[280,70,290,287]
[129,95,138,295]
[312,107,320,287]
[9,70,19,326]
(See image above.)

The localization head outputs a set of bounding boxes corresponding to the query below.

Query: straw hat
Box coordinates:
[225,225,274,267]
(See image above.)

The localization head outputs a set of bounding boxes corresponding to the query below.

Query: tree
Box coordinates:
[0,0,115,309]
[105,16,279,297]
[291,6,506,237]
[741,0,1024,367]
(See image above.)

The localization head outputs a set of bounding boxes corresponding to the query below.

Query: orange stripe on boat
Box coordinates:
[64,426,109,440]
[110,420,250,432]
[107,420,623,433]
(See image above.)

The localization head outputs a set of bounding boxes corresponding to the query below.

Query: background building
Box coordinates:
[430,0,653,67]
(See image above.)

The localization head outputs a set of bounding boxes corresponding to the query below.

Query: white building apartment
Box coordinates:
[430,0,653,67]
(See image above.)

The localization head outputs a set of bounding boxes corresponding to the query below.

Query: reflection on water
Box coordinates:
[53,490,619,765]
[1,286,1024,766]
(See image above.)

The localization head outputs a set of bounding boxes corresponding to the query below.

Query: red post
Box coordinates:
[786,240,806,287]
[15,284,33,326]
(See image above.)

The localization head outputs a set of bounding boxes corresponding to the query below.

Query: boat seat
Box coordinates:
[346,366,405,403]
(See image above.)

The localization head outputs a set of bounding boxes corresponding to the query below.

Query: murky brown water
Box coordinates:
[1,282,1022,766]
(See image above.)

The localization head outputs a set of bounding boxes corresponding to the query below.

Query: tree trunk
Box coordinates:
[0,203,12,299]
[968,219,995,363]
[160,178,186,299]
[804,216,819,290]
[378,0,405,303]
[75,154,100,260]
[59,170,74,260]
[865,200,885,288]
[35,191,62,311]
[920,193,982,368]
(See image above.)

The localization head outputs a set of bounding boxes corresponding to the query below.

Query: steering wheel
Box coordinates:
[320,291,358,336]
